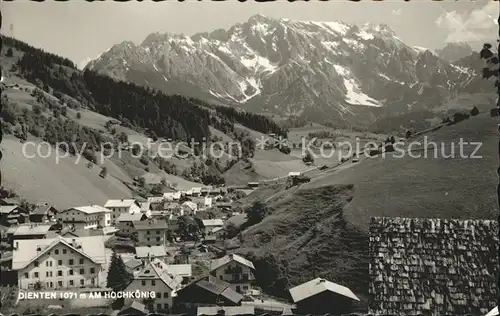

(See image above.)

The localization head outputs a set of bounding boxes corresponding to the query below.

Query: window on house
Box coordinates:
[24,273,28,278]
[34,272,39,278]
[219,275,223,280]
[79,258,84,264]
[164,304,169,310]
[69,280,74,286]
[157,304,162,311]
[156,237,160,242]
[90,268,95,274]
[163,292,169,298]
[63,249,67,254]
[58,260,62,266]
[152,280,156,286]
[156,230,160,234]
[69,259,74,265]
[69,270,74,276]
[147,238,150,241]
[34,261,39,267]
[58,281,62,287]
[80,268,84,274]
[141,280,146,286]
[80,279,84,285]
[55,249,59,255]
[46,272,50,277]
[58,270,62,276]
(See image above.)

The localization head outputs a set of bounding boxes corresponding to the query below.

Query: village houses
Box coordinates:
[201,219,224,236]
[12,236,108,290]
[29,203,58,223]
[0,205,28,226]
[209,254,255,295]
[133,220,169,247]
[6,223,54,246]
[104,199,141,224]
[117,213,148,236]
[125,259,180,312]
[181,201,198,215]
[57,205,112,230]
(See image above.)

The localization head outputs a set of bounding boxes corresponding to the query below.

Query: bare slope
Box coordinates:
[306,111,498,230]
[0,136,133,209]
[234,111,497,310]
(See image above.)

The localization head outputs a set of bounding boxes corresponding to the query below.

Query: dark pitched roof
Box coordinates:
[177,275,243,305]
[369,217,498,316]
[31,204,57,216]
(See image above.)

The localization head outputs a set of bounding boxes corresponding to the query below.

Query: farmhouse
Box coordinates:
[29,203,58,223]
[165,263,192,284]
[124,258,143,275]
[163,191,181,201]
[57,205,112,230]
[289,278,360,315]
[181,201,198,215]
[118,301,149,316]
[147,196,164,210]
[201,219,224,236]
[175,275,243,309]
[133,220,169,247]
[12,236,108,290]
[104,199,141,224]
[117,213,148,236]
[209,254,255,294]
[369,217,498,316]
[0,205,28,226]
[125,260,180,312]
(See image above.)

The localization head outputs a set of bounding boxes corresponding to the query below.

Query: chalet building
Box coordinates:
[163,192,181,201]
[147,197,165,211]
[133,220,169,247]
[57,205,112,230]
[7,223,53,246]
[104,199,141,224]
[0,205,28,226]
[165,263,192,284]
[125,260,180,312]
[247,182,259,188]
[209,254,255,294]
[192,197,213,211]
[12,236,107,290]
[124,258,143,275]
[164,202,181,214]
[181,201,198,215]
[191,187,202,197]
[29,203,58,223]
[211,227,227,241]
[201,219,224,236]
[175,275,243,310]
[135,245,168,261]
[139,201,152,217]
[369,217,498,316]
[289,278,360,315]
[117,213,147,236]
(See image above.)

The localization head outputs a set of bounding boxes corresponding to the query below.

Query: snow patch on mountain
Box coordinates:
[334,64,381,107]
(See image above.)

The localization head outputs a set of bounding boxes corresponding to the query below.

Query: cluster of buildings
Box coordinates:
[0,192,364,315]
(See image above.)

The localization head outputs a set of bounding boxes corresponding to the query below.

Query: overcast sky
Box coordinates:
[1,0,497,69]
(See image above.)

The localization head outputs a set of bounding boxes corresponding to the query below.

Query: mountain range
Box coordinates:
[86,14,490,128]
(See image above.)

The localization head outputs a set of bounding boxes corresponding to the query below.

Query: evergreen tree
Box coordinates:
[106,251,132,292]
[246,201,269,225]
[6,48,13,57]
[100,166,108,178]
[470,106,479,116]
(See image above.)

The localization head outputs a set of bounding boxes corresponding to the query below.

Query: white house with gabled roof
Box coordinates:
[104,199,141,224]
[57,205,112,230]
[125,259,181,312]
[209,254,255,294]
[12,236,108,290]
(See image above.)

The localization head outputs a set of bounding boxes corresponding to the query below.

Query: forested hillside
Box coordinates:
[6,36,286,143]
